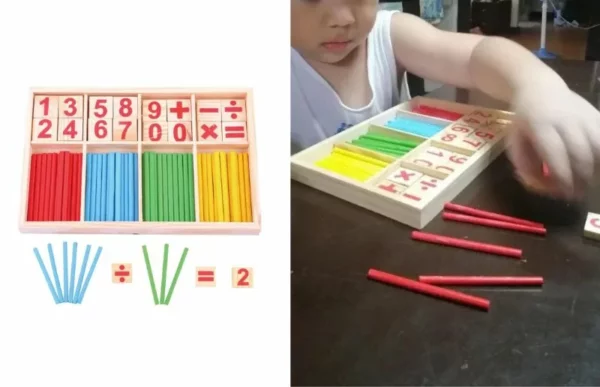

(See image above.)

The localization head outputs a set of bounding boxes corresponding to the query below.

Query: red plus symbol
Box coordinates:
[201,124,218,139]
[169,101,190,119]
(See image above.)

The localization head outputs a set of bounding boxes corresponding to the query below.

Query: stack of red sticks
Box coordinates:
[367,202,546,311]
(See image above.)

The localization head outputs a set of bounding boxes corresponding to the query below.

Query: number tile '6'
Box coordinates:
[232,267,253,288]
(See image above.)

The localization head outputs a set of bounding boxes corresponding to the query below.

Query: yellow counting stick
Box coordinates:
[219,152,230,222]
[238,152,247,222]
[243,152,252,222]
[315,158,371,182]
[332,146,388,168]
[199,153,207,221]
[213,152,224,221]
[206,153,215,222]
[228,152,242,222]
[328,153,383,176]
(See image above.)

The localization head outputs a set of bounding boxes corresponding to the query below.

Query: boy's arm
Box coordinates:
[389,13,569,102]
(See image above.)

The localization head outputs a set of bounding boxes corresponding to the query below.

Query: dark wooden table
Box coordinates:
[291,60,600,386]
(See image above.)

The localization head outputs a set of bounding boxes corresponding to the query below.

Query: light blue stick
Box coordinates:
[76,246,103,304]
[33,247,60,304]
[47,243,64,303]
[62,241,69,302]
[73,244,92,303]
[69,242,78,303]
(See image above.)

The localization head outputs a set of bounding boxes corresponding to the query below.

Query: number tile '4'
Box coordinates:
[232,267,253,288]
[58,118,83,141]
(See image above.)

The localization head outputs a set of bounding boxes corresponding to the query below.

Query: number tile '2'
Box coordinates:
[232,267,253,288]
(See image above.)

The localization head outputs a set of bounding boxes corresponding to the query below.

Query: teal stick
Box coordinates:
[73,245,92,303]
[62,241,69,302]
[69,242,78,302]
[76,246,103,304]
[47,243,64,303]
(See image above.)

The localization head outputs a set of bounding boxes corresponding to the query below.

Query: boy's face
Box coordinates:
[291,0,378,64]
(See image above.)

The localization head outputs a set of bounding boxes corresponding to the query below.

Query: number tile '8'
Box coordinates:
[232,267,254,288]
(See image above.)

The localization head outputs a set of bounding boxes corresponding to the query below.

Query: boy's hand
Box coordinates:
[505,83,600,199]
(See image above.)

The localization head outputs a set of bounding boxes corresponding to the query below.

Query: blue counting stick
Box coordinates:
[69,242,78,303]
[100,153,107,221]
[33,247,60,304]
[62,241,69,301]
[116,153,122,222]
[133,153,138,221]
[47,243,64,303]
[94,154,101,221]
[129,153,135,221]
[385,117,445,138]
[73,244,92,303]
[76,246,103,304]
[122,153,127,221]
[108,152,116,221]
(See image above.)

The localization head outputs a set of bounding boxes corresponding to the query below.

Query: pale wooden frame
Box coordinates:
[20,87,261,235]
[291,96,514,229]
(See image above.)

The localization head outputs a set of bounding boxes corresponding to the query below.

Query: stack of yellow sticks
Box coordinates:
[197,151,253,222]
[315,146,391,182]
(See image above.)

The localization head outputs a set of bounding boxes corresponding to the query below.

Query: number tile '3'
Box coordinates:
[232,267,254,288]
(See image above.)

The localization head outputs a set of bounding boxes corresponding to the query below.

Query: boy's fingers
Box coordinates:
[531,127,574,196]
[505,130,541,180]
[558,122,594,184]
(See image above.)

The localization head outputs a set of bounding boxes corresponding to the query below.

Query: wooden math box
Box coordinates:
[20,88,260,235]
[291,96,514,229]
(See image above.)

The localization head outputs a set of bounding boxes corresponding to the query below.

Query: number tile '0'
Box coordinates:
[232,267,253,288]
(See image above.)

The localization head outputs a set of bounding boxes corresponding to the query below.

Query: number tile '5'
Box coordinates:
[232,267,254,288]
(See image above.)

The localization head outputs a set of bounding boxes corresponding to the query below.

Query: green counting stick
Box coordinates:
[360,133,420,148]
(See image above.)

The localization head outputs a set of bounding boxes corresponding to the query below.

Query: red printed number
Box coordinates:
[118,121,132,139]
[173,123,187,141]
[37,119,52,138]
[441,133,457,142]
[237,268,250,286]
[63,120,78,139]
[63,97,77,116]
[119,98,133,117]
[148,101,162,119]
[451,125,471,133]
[93,99,108,118]
[449,155,467,164]
[94,120,108,138]
[38,97,50,116]
[149,123,162,141]
[474,130,494,140]
[472,110,492,118]
[463,138,482,148]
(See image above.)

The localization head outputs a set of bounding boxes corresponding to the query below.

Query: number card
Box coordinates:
[232,267,253,288]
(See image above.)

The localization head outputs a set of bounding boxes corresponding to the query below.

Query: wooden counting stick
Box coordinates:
[442,212,547,236]
[444,202,544,228]
[418,275,544,286]
[367,268,490,311]
[232,267,253,288]
[584,212,600,241]
[112,263,132,283]
[411,230,523,259]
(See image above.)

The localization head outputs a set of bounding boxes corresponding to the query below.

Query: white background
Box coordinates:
[0,0,290,385]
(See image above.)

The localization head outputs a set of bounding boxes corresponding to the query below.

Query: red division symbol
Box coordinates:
[224,100,242,119]
[115,265,130,283]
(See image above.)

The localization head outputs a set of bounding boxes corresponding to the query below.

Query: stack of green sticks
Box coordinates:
[348,132,420,158]
[142,244,189,305]
[142,152,196,222]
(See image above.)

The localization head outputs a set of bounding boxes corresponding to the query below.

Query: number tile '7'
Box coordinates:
[232,267,254,288]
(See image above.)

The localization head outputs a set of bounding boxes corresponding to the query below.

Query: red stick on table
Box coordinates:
[418,275,544,286]
[444,202,544,228]
[411,230,522,259]
[367,268,490,311]
[443,212,547,236]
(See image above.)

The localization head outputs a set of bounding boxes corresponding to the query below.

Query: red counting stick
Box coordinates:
[444,202,544,228]
[411,230,522,259]
[367,268,490,311]
[443,212,547,236]
[418,275,544,286]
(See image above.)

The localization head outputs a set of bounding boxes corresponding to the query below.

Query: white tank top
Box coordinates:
[291,10,404,154]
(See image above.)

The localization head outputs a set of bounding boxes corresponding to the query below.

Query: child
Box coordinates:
[291,0,600,199]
